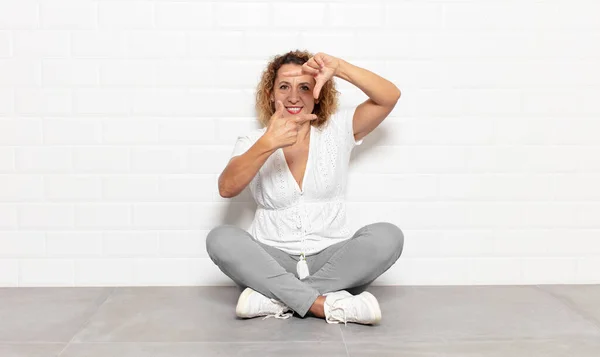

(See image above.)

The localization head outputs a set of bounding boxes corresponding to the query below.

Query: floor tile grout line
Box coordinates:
[534,285,600,332]
[59,340,350,345]
[338,325,350,357]
[4,337,592,346]
[535,285,600,329]
[56,287,117,357]
[0,342,67,345]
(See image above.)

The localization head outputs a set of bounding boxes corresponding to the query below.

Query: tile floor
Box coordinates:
[1,285,599,356]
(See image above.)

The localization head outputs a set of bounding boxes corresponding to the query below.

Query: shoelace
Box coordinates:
[262,310,293,320]
[325,296,354,326]
[326,305,349,326]
[262,298,293,320]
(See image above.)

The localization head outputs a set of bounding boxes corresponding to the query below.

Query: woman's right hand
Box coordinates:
[263,100,317,150]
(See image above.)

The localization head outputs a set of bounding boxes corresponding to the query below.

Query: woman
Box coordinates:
[206,50,404,325]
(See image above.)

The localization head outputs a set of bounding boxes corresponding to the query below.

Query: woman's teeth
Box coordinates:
[286,107,302,114]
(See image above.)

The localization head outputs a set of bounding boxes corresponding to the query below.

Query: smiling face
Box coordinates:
[270,63,316,118]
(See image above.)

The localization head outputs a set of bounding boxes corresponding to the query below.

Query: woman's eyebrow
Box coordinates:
[278,81,312,86]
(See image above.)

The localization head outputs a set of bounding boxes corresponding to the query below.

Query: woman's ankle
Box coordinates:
[308,295,326,318]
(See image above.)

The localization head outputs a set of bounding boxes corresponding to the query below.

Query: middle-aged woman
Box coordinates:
[206,50,404,325]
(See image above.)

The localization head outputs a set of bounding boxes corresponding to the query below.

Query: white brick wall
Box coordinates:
[1,0,599,287]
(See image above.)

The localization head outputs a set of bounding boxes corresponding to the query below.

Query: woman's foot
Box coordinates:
[323,291,382,325]
[235,287,293,320]
[308,291,352,318]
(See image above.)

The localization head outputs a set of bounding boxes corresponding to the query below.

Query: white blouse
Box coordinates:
[230,107,363,256]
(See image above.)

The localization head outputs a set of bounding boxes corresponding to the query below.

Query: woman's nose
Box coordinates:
[288,88,300,101]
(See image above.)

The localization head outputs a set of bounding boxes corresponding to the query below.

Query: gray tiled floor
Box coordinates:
[1,285,599,356]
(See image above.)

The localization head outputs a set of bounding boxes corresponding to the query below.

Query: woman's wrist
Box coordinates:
[258,133,278,153]
[334,59,352,82]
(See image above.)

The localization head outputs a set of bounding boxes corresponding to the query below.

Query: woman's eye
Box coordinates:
[279,85,288,90]
[301,86,309,91]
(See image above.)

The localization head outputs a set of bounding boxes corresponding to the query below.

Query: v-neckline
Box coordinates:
[280,125,313,194]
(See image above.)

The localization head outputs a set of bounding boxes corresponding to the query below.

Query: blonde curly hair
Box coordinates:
[255,50,339,129]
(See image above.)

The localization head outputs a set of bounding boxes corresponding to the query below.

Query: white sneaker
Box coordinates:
[324,291,382,325]
[236,287,293,320]
[323,290,353,300]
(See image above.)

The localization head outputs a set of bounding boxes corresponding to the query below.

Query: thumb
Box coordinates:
[313,80,325,101]
[274,100,284,117]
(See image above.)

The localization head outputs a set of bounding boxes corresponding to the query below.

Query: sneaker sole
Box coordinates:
[360,291,382,324]
[235,287,255,318]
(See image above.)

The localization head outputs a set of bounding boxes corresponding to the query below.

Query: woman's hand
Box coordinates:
[280,52,341,100]
[263,100,318,150]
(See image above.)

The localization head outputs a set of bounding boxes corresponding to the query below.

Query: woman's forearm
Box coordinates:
[335,59,401,106]
[218,136,276,198]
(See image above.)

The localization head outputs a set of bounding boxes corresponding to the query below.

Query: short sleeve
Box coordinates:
[337,107,363,150]
[230,135,252,158]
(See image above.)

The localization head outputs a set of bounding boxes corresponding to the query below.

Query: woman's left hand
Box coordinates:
[280,52,341,100]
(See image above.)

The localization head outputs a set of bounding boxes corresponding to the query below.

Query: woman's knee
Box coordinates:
[205,224,246,257]
[367,222,405,257]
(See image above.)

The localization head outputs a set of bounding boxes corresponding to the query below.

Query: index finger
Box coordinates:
[279,69,303,77]
[292,114,318,123]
